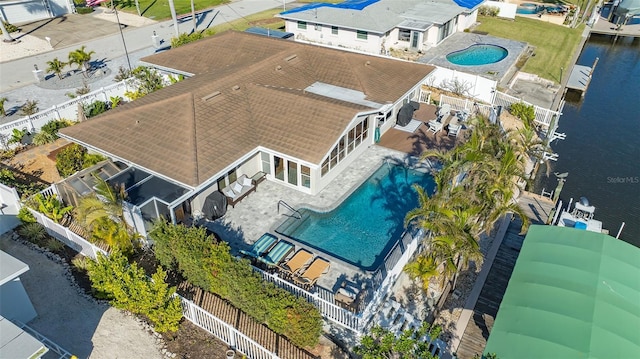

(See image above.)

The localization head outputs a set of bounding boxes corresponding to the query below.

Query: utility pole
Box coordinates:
[168,0,180,38]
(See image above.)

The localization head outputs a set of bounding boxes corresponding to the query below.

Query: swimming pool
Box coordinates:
[276,164,435,270]
[516,3,564,14]
[446,44,508,66]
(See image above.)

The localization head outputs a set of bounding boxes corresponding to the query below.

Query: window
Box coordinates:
[227,168,237,185]
[298,21,307,29]
[261,152,271,174]
[287,160,298,186]
[398,29,410,42]
[321,116,371,177]
[274,156,285,181]
[314,24,322,31]
[356,30,367,40]
[301,166,311,188]
[331,26,338,35]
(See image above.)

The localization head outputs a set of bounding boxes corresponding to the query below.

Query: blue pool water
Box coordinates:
[517,4,564,14]
[276,164,435,270]
[446,44,508,66]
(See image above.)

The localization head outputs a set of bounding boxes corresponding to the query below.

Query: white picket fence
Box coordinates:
[30,209,108,259]
[0,80,131,144]
[181,298,278,359]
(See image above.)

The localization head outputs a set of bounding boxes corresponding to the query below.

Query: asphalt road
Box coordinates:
[0,0,294,92]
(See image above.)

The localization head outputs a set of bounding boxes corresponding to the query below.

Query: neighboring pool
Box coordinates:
[517,3,564,14]
[276,164,435,270]
[446,44,508,66]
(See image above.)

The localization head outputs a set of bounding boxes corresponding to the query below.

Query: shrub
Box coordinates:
[33,193,73,223]
[56,144,86,177]
[17,222,48,245]
[45,237,65,252]
[479,5,500,17]
[87,251,183,333]
[509,102,535,130]
[33,119,73,145]
[83,100,108,118]
[150,221,323,347]
[72,256,90,271]
[2,21,19,33]
[17,207,36,223]
[76,6,94,14]
[171,32,204,48]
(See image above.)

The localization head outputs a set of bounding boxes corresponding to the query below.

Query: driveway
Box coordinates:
[0,233,164,359]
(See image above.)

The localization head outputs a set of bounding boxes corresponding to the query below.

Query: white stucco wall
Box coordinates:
[484,1,517,19]
[285,20,384,54]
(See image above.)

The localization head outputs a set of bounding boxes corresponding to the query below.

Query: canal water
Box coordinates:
[535,35,640,247]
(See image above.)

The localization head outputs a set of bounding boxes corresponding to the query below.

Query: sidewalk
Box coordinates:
[0,0,293,93]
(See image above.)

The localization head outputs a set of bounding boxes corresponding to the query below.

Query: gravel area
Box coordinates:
[0,232,167,359]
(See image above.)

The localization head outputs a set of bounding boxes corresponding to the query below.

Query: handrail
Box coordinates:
[277,200,302,219]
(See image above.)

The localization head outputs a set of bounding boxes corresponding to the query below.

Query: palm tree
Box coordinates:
[46,58,67,80]
[74,174,126,232]
[68,46,95,76]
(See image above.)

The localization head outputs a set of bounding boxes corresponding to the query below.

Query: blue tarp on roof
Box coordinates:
[245,27,294,39]
[280,0,380,15]
[453,0,484,9]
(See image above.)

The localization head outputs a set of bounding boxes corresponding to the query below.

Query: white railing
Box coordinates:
[359,230,421,332]
[493,91,560,127]
[29,209,108,260]
[257,268,363,331]
[14,319,74,359]
[180,298,278,359]
[439,95,493,119]
[0,80,131,142]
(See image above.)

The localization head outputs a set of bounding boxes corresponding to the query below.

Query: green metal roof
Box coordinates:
[485,225,640,359]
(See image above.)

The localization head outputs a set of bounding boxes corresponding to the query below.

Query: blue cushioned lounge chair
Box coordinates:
[239,233,277,259]
[257,241,294,267]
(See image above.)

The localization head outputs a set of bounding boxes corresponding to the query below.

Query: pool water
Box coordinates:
[446,44,508,66]
[276,164,435,270]
[516,4,564,14]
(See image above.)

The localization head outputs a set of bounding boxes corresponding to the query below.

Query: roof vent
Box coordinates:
[232,85,240,91]
[201,91,221,102]
[276,65,282,71]
[365,61,371,66]
[284,54,297,62]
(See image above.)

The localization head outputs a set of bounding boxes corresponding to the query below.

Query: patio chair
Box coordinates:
[239,233,278,259]
[280,249,313,275]
[427,119,443,134]
[293,257,331,289]
[448,123,461,137]
[257,240,294,267]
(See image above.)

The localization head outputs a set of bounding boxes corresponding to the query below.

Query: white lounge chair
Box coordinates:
[448,123,461,137]
[427,119,443,134]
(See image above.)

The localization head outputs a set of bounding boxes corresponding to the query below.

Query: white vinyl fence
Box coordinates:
[0,80,131,146]
[493,91,559,127]
[181,298,278,359]
[425,67,498,104]
[0,183,21,234]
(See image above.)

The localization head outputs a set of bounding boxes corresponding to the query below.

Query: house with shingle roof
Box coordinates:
[277,0,485,55]
[59,31,435,233]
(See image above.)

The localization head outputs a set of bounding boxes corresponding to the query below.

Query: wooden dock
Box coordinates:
[517,191,555,224]
[455,217,526,359]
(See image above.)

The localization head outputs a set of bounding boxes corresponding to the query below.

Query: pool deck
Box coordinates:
[203,145,413,293]
[418,32,528,84]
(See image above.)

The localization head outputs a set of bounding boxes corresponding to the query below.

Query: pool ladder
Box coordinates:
[277,200,302,219]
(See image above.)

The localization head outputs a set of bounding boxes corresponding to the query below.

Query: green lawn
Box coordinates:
[113,0,228,21]
[205,8,285,33]
[474,15,584,83]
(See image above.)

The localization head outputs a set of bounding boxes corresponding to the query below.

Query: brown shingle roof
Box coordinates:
[61,31,435,187]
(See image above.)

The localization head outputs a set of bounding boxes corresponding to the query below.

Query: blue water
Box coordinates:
[535,36,640,247]
[278,165,435,270]
[446,44,508,66]
[516,4,564,14]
